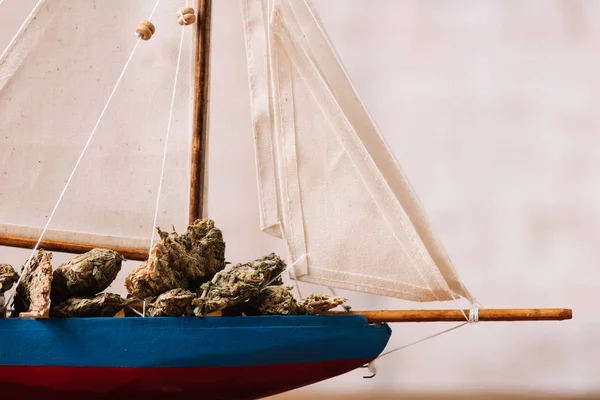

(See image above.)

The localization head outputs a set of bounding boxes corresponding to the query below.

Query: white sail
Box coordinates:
[242,0,474,302]
[0,0,194,252]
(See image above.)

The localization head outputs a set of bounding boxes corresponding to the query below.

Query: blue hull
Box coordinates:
[0,315,391,399]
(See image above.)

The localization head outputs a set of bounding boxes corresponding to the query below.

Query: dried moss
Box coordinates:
[51,293,127,318]
[248,286,302,315]
[125,219,226,299]
[299,293,346,314]
[12,250,53,318]
[147,288,196,317]
[0,264,19,319]
[193,253,285,316]
[123,295,145,317]
[247,287,346,315]
[0,219,349,320]
[51,248,123,303]
[0,264,19,294]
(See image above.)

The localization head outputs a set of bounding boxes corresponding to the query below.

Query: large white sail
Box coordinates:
[242,0,474,302]
[0,0,194,252]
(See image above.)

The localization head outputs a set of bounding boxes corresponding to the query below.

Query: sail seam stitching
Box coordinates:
[148,3,189,255]
[270,8,444,299]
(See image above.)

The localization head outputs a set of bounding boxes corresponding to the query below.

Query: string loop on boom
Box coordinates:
[362,303,481,378]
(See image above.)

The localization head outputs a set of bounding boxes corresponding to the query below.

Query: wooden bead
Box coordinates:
[135,20,156,40]
[177,7,196,26]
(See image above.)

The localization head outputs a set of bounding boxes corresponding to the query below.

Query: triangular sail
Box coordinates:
[242,0,473,302]
[0,0,194,252]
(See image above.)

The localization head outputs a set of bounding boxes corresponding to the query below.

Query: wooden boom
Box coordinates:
[325,308,572,323]
[0,234,148,261]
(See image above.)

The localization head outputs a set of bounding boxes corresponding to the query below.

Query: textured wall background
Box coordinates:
[1,0,598,397]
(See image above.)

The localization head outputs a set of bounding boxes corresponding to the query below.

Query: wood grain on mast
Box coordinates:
[189,0,212,223]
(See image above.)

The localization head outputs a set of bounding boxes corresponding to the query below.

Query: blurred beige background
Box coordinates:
[1,0,598,398]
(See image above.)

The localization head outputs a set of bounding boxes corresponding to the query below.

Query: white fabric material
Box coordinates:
[0,1,194,248]
[241,0,282,238]
[0,0,56,91]
[241,0,474,302]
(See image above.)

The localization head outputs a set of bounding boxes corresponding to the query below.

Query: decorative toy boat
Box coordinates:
[0,315,391,399]
[0,1,572,399]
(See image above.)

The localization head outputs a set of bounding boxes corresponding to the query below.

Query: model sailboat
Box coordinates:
[0,1,571,399]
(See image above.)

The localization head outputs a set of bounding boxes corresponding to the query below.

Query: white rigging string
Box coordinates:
[363,301,483,378]
[130,0,192,317]
[147,2,190,256]
[5,0,162,313]
[328,286,351,311]
[261,253,308,290]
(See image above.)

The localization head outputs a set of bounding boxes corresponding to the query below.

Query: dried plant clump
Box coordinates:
[0,218,348,320]
[125,219,226,299]
[247,287,346,316]
[299,293,346,314]
[248,286,302,315]
[193,253,286,316]
[147,288,196,317]
[123,294,145,317]
[51,248,124,303]
[0,264,19,318]
[0,264,19,294]
[12,250,53,318]
[51,293,128,318]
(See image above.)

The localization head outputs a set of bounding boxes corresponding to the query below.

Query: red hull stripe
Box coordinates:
[0,359,369,400]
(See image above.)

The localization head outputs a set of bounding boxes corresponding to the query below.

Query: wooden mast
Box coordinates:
[189,0,212,223]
